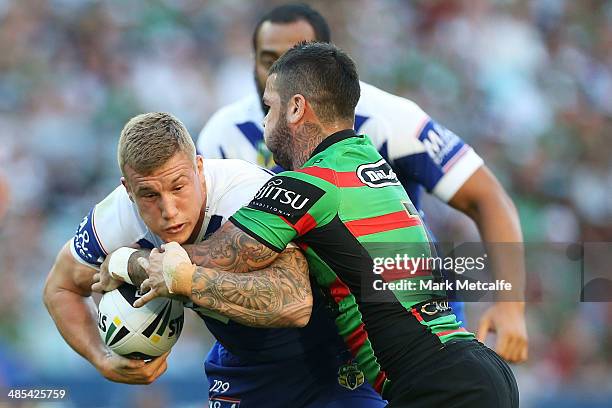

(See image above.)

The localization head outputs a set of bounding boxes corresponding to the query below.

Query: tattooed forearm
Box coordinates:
[183,221,279,273]
[127,249,151,287]
[190,248,312,327]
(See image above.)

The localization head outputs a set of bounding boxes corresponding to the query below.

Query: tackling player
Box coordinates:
[44,112,386,407]
[136,42,519,407]
[197,3,527,363]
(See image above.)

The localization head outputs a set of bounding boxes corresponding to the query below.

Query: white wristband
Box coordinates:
[108,247,138,285]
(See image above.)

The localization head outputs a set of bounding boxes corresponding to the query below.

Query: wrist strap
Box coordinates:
[108,247,138,285]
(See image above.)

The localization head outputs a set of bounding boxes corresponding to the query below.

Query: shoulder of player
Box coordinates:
[93,186,146,235]
[205,158,271,176]
[205,159,271,193]
[357,81,428,123]
[199,93,261,135]
[70,185,147,266]
[94,184,131,213]
[275,168,341,199]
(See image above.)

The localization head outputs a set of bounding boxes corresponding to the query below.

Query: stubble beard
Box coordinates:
[267,119,326,170]
[267,115,294,170]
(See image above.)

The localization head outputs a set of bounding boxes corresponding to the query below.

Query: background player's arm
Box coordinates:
[449,165,528,362]
[43,241,169,384]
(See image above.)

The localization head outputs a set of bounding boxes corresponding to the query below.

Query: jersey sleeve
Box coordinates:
[69,186,147,268]
[230,172,338,252]
[362,96,483,202]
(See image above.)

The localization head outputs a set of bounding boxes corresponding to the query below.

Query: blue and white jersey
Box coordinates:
[69,159,347,362]
[197,81,484,212]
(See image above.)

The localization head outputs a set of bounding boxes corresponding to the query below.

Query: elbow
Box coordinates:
[283,296,313,328]
[42,274,57,312]
[42,283,56,314]
[278,295,312,328]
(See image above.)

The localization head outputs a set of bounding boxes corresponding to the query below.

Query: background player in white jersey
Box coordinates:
[197,3,528,363]
[44,112,386,407]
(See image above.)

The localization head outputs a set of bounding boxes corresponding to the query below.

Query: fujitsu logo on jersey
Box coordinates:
[357,159,401,188]
[247,176,325,223]
[253,178,310,210]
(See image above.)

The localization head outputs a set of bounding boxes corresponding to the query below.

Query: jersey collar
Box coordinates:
[310,129,361,159]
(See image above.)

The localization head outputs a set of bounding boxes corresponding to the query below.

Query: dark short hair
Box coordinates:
[269,42,360,123]
[252,3,331,51]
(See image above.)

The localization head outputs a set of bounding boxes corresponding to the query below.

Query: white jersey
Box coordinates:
[197,81,483,208]
[70,159,272,268]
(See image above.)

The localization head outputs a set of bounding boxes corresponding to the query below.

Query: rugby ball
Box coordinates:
[97,283,184,359]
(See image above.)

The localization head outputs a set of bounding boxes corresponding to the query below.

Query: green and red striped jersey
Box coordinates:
[231,129,474,393]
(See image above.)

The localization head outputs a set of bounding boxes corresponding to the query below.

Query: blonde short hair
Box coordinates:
[118,112,196,176]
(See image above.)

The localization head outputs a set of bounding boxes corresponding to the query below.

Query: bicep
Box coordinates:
[46,241,98,297]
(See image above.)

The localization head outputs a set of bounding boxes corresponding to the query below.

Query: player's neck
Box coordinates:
[291,121,325,169]
[291,120,354,169]
[186,184,207,244]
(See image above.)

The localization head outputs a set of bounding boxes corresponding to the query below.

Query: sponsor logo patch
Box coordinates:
[418,120,462,167]
[356,159,400,188]
[247,176,324,223]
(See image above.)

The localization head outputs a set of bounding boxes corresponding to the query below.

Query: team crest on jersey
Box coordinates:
[247,176,324,223]
[357,159,400,188]
[338,362,365,390]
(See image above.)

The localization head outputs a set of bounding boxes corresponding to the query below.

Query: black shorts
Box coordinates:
[386,341,519,408]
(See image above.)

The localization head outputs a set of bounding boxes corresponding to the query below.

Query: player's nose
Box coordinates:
[159,194,179,220]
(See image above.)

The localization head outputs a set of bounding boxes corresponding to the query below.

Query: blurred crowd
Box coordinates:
[0,0,610,406]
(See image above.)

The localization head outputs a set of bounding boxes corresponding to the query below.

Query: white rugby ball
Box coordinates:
[97,283,184,359]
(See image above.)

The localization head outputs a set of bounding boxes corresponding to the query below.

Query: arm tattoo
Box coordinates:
[184,222,279,272]
[190,248,312,327]
[127,249,151,287]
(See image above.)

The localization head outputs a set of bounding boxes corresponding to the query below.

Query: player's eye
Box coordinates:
[174,185,184,192]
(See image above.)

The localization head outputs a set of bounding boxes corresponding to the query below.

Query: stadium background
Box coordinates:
[0,0,611,407]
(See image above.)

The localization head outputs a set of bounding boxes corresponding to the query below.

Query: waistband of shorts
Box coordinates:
[208,340,349,368]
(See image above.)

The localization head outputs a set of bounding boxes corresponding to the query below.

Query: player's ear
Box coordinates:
[195,155,206,189]
[121,177,135,203]
[195,155,204,173]
[287,94,306,125]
